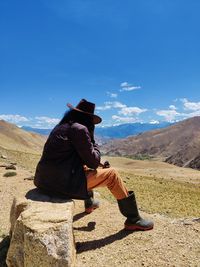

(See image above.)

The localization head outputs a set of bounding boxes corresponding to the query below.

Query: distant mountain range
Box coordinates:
[22,122,172,139]
[95,122,172,139]
[2,117,200,170]
[21,126,52,136]
[101,116,200,170]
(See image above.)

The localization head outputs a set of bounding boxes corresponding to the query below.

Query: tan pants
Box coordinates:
[85,167,128,200]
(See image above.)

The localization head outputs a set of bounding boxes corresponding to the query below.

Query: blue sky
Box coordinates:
[1,0,200,128]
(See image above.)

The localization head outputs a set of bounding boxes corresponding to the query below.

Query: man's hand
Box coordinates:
[99,161,110,168]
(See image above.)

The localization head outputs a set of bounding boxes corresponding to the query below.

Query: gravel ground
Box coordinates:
[0,163,34,236]
[73,197,200,267]
[0,162,200,267]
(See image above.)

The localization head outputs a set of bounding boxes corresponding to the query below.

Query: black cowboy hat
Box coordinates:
[67,99,102,124]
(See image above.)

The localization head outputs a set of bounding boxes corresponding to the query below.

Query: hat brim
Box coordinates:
[67,103,102,124]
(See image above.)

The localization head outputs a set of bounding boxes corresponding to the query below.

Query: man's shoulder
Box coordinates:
[49,123,89,141]
[71,122,88,132]
[70,123,91,141]
[53,122,86,131]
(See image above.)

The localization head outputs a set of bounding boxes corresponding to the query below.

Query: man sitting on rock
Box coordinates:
[34,99,153,231]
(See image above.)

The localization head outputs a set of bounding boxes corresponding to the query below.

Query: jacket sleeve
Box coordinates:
[69,125,101,169]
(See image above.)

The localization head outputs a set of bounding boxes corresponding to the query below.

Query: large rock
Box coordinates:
[6,188,76,267]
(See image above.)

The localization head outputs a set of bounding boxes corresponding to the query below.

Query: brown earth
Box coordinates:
[0,156,200,267]
[74,199,200,267]
[0,120,45,153]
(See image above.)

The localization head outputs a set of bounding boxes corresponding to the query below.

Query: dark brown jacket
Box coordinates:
[34,122,101,199]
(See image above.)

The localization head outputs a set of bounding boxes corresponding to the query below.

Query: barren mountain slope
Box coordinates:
[0,120,45,153]
[101,116,200,168]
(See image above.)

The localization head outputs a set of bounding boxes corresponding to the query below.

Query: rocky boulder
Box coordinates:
[6,188,76,267]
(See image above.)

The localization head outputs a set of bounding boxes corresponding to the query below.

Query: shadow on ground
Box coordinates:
[73,211,96,231]
[0,236,10,267]
[75,229,132,253]
[74,221,96,232]
[73,211,89,222]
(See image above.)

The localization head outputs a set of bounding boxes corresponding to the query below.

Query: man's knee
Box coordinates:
[108,167,117,176]
[108,167,121,182]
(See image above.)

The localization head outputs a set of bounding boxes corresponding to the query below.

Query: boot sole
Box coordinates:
[85,206,99,214]
[125,224,154,231]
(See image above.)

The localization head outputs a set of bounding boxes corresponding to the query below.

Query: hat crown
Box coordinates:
[67,99,102,124]
[76,99,95,115]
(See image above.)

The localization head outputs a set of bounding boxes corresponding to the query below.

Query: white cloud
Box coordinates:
[0,114,29,123]
[0,114,60,129]
[121,86,141,91]
[106,92,118,98]
[96,103,113,111]
[119,106,147,116]
[97,101,147,125]
[169,105,177,110]
[111,101,126,108]
[96,101,126,111]
[156,109,180,122]
[181,98,200,111]
[35,116,60,128]
[120,81,141,92]
[181,110,200,118]
[120,82,129,87]
[156,99,200,122]
[112,115,140,123]
[149,120,160,124]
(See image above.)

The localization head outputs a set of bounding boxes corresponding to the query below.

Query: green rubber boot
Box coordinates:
[84,190,100,214]
[117,191,154,231]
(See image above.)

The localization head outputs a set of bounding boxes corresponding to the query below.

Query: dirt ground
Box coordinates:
[0,159,200,267]
[74,198,200,267]
[0,163,35,236]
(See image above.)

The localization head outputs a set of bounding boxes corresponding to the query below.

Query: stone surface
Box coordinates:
[6,188,76,267]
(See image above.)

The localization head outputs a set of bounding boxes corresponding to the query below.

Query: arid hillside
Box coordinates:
[101,116,200,169]
[0,120,45,154]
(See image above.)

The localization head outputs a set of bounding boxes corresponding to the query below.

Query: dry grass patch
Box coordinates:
[103,156,200,184]
[97,170,200,218]
[3,172,17,177]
